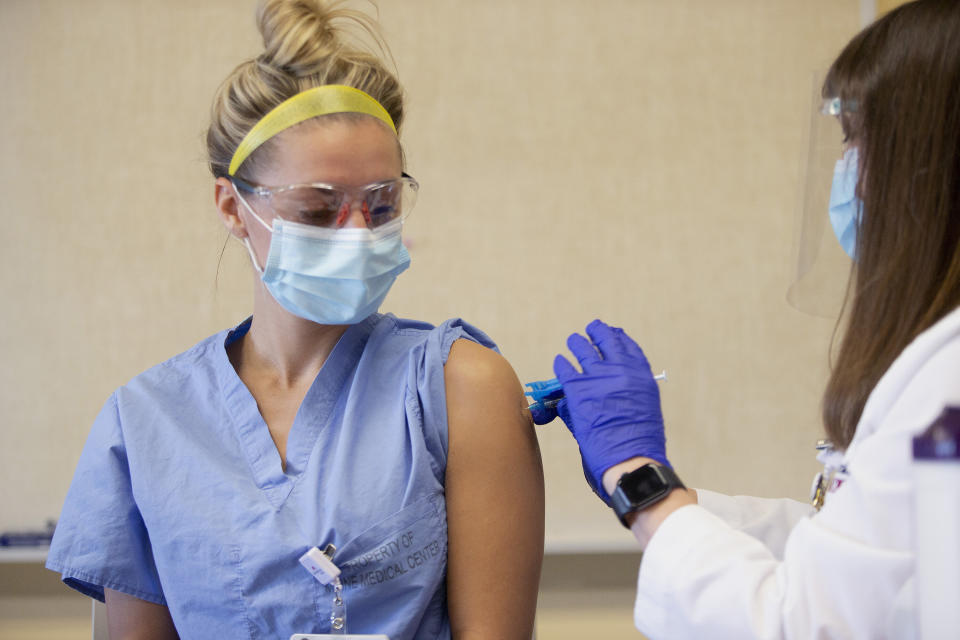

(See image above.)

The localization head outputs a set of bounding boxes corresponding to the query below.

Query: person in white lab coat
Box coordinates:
[537,1,960,637]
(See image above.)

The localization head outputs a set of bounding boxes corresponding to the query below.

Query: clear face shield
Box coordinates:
[787,76,858,318]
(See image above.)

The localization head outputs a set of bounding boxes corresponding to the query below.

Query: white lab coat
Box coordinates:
[634,305,960,639]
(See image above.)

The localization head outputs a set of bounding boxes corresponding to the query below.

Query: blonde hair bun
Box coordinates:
[206,0,404,178]
[258,0,341,76]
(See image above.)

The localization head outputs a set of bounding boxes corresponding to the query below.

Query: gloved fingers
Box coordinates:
[555,397,574,434]
[566,332,601,371]
[529,402,557,426]
[612,327,650,364]
[585,319,626,362]
[543,387,565,402]
[553,354,580,384]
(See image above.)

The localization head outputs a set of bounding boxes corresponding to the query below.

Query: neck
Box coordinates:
[238,277,350,386]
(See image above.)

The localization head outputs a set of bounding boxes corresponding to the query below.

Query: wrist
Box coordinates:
[605,460,696,544]
[627,487,697,548]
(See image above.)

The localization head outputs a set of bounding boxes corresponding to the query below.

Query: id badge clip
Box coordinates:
[299,543,341,585]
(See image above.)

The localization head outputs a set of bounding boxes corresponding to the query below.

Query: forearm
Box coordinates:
[602,457,698,550]
[694,489,813,559]
[105,588,179,639]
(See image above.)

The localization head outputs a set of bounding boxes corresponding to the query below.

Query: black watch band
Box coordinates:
[610,463,686,528]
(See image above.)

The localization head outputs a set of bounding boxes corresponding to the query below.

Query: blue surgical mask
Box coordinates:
[828,147,862,260]
[236,188,410,325]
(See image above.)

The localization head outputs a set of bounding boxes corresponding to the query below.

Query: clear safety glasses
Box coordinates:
[231,173,419,229]
[820,97,858,118]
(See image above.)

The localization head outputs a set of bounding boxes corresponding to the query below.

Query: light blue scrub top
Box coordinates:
[47,313,496,639]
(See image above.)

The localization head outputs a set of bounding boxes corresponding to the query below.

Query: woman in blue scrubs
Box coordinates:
[45,1,544,638]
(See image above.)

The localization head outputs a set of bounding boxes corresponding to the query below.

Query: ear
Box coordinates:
[214,177,249,240]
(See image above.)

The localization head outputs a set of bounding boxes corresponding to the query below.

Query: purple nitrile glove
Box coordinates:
[530,402,557,426]
[553,319,669,503]
[529,390,562,426]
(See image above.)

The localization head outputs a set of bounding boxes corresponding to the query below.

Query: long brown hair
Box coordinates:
[822,0,960,449]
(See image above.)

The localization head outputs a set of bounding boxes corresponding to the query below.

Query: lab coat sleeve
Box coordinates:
[631,318,960,639]
[695,489,813,560]
[631,310,960,639]
[633,504,912,639]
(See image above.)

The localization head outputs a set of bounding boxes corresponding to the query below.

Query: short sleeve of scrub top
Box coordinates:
[45,393,166,604]
[46,313,497,640]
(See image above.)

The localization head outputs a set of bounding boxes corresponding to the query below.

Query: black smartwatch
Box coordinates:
[610,463,686,528]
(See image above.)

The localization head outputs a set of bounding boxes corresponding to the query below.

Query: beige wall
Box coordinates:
[1,0,862,636]
[878,0,910,14]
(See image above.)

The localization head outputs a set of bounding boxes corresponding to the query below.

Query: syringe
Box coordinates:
[525,370,667,412]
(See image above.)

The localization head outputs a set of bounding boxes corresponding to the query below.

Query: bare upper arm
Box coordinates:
[443,338,544,640]
[104,588,179,640]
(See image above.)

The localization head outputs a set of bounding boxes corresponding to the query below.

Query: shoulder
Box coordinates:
[444,339,517,394]
[828,311,960,550]
[367,314,499,367]
[852,306,960,453]
[886,321,960,427]
[444,337,533,441]
[115,324,237,407]
[869,306,960,422]
[900,306,960,377]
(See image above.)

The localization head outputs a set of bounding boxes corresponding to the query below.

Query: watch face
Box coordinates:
[619,465,670,503]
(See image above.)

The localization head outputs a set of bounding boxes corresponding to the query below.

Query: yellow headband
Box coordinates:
[228,85,397,176]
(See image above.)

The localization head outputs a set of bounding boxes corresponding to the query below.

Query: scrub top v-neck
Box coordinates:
[47,313,497,640]
[221,316,368,507]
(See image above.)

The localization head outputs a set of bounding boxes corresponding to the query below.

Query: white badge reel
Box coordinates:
[299,546,341,586]
[290,633,390,640]
[294,545,390,639]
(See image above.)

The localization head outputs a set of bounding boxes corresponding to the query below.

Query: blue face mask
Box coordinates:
[828,147,863,260]
[236,189,410,325]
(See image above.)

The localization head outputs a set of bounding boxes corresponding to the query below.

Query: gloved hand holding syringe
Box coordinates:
[526,370,667,414]
[525,320,671,502]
